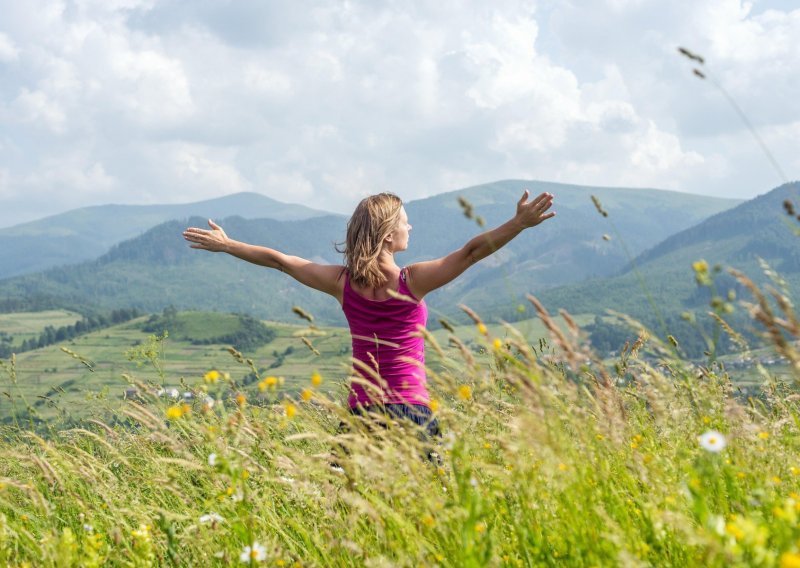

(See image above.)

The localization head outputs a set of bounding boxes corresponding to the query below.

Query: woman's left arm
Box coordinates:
[406,191,554,299]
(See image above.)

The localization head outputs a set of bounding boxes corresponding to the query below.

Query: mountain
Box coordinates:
[0,180,741,324]
[0,192,330,279]
[536,181,800,324]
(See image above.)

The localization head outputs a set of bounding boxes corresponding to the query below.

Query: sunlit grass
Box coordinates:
[1,277,800,566]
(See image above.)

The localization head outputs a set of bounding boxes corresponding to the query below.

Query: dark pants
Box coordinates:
[337,403,442,464]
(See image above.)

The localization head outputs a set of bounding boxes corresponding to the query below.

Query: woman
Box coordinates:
[182,190,555,437]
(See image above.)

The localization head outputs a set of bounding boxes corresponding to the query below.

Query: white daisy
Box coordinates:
[199,512,224,525]
[698,430,727,453]
[208,453,217,467]
[239,542,267,563]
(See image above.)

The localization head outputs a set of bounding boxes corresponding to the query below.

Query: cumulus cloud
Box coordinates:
[0,0,797,227]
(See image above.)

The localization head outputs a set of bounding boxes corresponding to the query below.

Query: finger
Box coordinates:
[530,192,552,206]
[534,196,554,212]
[539,212,556,222]
[208,219,221,230]
[517,190,530,207]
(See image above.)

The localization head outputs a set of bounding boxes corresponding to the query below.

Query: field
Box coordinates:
[0,310,83,349]
[1,299,799,566]
[1,310,595,423]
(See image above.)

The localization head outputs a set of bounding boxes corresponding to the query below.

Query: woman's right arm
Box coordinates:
[183,220,344,301]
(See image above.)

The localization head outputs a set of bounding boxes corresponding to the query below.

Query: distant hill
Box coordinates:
[0,192,330,279]
[536,181,800,326]
[0,180,741,324]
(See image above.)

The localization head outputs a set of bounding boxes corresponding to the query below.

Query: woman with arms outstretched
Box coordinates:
[183,190,555,437]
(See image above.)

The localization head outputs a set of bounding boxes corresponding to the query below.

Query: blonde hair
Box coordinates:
[340,193,403,288]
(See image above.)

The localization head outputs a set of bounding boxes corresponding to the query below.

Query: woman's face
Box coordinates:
[388,206,412,252]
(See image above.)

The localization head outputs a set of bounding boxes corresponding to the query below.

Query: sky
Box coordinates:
[0,0,798,228]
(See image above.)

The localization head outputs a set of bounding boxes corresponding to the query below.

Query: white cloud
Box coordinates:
[0,0,797,227]
[12,88,67,133]
[0,32,19,61]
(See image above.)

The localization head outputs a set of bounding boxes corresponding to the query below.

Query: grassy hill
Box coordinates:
[536,181,800,343]
[2,309,597,424]
[0,192,332,279]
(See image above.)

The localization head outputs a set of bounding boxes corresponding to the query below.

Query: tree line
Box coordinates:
[0,308,142,358]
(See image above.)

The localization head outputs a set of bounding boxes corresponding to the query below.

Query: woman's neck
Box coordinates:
[377,248,400,272]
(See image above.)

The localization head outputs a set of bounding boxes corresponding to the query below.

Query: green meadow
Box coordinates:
[1,310,597,423]
[1,292,799,566]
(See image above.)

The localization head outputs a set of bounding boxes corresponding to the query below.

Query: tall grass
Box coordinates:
[1,270,799,567]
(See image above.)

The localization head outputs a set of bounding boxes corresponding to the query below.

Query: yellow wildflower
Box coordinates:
[180,403,191,415]
[301,389,313,402]
[311,371,323,387]
[477,323,487,335]
[285,402,297,419]
[166,406,183,420]
[758,431,770,440]
[493,338,503,350]
[235,393,246,406]
[726,522,744,540]
[692,260,709,273]
[780,552,800,568]
[241,469,250,480]
[259,376,279,391]
[790,466,800,476]
[429,399,440,412]
[421,514,435,528]
[457,385,472,400]
[204,370,221,384]
[557,463,568,472]
[475,522,487,534]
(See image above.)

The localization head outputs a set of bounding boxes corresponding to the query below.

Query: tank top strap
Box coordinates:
[398,267,420,301]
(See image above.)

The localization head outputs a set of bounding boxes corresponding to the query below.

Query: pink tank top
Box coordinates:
[342,268,429,408]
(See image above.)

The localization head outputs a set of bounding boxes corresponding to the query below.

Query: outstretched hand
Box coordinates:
[515,190,555,228]
[182,219,230,252]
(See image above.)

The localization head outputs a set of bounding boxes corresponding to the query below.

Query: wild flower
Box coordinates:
[310,371,323,386]
[240,542,267,563]
[477,323,488,335]
[131,523,151,542]
[780,552,800,568]
[458,385,472,400]
[168,388,180,399]
[300,389,312,402]
[258,376,278,391]
[208,453,217,467]
[204,370,221,383]
[199,513,224,525]
[203,396,215,410]
[284,402,297,419]
[429,399,440,412]
[698,430,727,453]
[166,406,183,420]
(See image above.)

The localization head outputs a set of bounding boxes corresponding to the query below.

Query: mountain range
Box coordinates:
[0,179,752,325]
[0,192,329,279]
